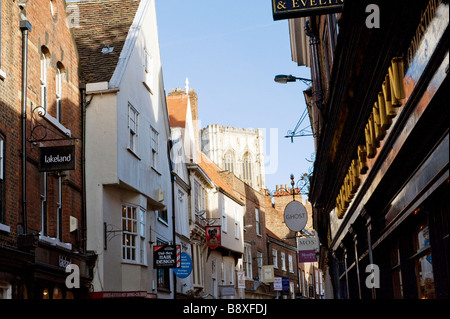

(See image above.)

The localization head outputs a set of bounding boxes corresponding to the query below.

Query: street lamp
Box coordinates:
[274,74,311,86]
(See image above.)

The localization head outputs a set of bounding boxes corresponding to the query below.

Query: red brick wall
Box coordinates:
[264,186,313,244]
[219,171,268,280]
[0,0,83,249]
[1,0,23,246]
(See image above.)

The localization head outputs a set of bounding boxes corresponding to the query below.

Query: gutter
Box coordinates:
[20,13,31,234]
[167,138,177,299]
[305,19,324,114]
[79,83,93,253]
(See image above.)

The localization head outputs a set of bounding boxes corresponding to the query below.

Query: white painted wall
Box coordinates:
[85,0,174,298]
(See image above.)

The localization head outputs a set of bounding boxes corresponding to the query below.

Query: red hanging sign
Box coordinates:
[205,226,221,249]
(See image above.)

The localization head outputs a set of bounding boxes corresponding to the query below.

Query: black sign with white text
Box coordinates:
[38,145,76,172]
[153,245,181,268]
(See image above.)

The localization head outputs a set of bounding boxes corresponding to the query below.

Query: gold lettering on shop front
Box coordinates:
[336,57,406,219]
[277,1,287,10]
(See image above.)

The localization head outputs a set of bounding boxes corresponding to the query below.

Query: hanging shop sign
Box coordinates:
[237,271,246,289]
[262,265,275,283]
[38,145,76,172]
[153,245,181,268]
[219,285,235,297]
[272,0,344,21]
[273,277,290,291]
[206,226,221,249]
[284,200,307,232]
[297,237,319,252]
[335,57,406,219]
[173,252,193,278]
[298,250,317,263]
[273,277,283,291]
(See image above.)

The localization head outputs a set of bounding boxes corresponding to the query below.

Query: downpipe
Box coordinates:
[20,13,31,234]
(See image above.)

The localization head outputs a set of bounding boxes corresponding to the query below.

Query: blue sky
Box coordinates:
[155,0,315,197]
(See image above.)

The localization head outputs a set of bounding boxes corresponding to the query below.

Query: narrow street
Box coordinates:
[0,0,448,311]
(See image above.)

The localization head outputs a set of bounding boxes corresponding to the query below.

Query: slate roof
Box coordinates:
[71,0,141,84]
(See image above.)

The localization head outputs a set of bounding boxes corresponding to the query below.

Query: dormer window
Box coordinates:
[143,48,153,92]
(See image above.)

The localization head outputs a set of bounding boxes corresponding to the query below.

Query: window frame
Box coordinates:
[56,66,63,123]
[221,197,227,233]
[151,126,159,169]
[40,172,48,236]
[281,251,286,271]
[255,207,261,236]
[128,103,139,154]
[138,208,146,265]
[272,248,278,269]
[412,224,435,299]
[244,244,253,280]
[40,50,49,112]
[288,254,294,273]
[56,175,63,240]
[157,209,168,226]
[257,251,263,280]
[234,206,240,240]
[0,134,5,225]
[143,48,153,92]
[121,204,146,265]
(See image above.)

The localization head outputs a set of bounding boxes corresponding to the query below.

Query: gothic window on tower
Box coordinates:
[242,152,252,185]
[223,151,234,173]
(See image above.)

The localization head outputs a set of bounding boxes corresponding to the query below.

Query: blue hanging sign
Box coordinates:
[173,252,193,279]
[282,277,290,291]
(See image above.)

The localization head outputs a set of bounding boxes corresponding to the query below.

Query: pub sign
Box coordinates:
[206,226,221,249]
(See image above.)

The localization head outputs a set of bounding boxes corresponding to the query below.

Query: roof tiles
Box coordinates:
[72,0,141,84]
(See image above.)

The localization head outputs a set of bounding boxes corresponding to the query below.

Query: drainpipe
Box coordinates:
[168,138,177,299]
[20,14,31,234]
[80,83,87,253]
[305,20,324,114]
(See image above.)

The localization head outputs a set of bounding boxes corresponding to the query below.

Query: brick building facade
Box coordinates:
[0,0,95,299]
[219,171,272,298]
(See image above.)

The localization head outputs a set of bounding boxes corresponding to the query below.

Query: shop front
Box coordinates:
[329,0,448,299]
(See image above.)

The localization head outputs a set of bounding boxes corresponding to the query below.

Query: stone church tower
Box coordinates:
[201,124,266,191]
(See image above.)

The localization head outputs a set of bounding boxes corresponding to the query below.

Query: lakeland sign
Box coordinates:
[272,0,344,20]
[38,145,76,172]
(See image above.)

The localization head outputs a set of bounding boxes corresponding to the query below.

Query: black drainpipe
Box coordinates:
[20,14,31,234]
[80,83,87,253]
[167,138,177,299]
[305,20,324,114]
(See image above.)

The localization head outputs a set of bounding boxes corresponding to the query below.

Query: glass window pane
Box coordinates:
[415,252,435,299]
